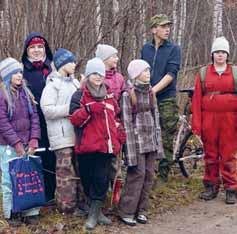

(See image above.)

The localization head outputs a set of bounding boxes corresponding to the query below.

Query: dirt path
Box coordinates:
[106,191,237,234]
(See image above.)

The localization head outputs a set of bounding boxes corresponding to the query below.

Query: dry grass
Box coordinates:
[0,168,203,234]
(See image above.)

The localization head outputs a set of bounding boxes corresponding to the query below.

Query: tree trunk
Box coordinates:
[213,0,223,40]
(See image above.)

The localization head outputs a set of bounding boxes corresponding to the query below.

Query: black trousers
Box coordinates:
[36,149,56,202]
[78,153,112,201]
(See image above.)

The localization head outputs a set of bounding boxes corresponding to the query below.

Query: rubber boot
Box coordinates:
[225,189,236,205]
[98,210,112,225]
[199,182,218,200]
[84,200,101,230]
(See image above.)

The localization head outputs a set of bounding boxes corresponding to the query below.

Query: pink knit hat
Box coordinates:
[127,59,150,80]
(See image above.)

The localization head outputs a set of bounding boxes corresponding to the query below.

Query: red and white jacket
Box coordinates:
[70,86,124,155]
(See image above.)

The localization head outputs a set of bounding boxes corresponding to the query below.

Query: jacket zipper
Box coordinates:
[103,102,113,154]
[151,47,158,79]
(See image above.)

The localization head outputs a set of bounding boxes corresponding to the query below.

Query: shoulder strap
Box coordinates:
[231,65,237,92]
[199,66,207,92]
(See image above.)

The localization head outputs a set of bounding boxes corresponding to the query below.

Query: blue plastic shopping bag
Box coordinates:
[9,155,46,213]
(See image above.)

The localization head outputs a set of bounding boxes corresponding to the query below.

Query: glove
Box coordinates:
[27,139,39,155]
[14,142,26,156]
[88,102,105,114]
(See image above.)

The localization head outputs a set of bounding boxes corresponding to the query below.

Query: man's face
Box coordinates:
[151,24,171,40]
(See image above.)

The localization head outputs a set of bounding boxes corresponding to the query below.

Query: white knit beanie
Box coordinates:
[211,36,230,55]
[127,59,150,80]
[95,44,118,61]
[85,57,105,77]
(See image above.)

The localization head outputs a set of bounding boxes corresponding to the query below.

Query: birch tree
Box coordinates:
[172,0,178,42]
[177,0,187,46]
[213,0,223,40]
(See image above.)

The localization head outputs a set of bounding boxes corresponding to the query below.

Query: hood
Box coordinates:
[46,71,80,90]
[21,32,53,64]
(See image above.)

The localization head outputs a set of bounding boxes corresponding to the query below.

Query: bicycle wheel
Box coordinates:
[177,131,204,177]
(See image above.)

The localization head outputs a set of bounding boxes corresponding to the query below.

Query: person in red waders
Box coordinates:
[192,36,237,204]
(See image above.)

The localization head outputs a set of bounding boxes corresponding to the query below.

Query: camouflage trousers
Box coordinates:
[158,97,179,179]
[54,147,78,212]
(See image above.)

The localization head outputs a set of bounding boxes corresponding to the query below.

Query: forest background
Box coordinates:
[0,0,237,101]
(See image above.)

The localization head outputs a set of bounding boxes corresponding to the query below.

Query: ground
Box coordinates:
[1,168,236,234]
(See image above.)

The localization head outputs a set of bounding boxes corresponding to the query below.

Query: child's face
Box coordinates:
[27,44,46,61]
[88,73,104,88]
[61,62,76,75]
[104,54,119,70]
[11,71,23,86]
[137,68,151,83]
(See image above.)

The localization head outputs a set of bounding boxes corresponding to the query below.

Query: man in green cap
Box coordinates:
[141,14,181,182]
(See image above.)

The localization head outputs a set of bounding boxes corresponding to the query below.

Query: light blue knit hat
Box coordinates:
[85,58,105,77]
[0,58,23,85]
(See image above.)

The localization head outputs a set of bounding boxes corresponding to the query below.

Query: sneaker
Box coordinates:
[120,217,136,226]
[136,214,148,224]
[22,215,39,225]
[225,189,236,205]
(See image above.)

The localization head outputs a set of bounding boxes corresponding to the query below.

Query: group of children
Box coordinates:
[0,33,164,230]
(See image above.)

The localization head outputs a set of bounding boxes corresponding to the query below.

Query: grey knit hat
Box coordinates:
[0,58,23,85]
[95,44,118,61]
[85,57,105,77]
[127,59,150,80]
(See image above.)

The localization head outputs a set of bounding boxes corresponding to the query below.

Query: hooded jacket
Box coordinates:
[40,71,80,150]
[21,32,53,148]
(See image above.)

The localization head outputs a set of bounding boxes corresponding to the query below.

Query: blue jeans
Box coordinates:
[0,145,40,218]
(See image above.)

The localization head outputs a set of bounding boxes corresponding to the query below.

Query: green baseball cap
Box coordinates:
[149,14,172,28]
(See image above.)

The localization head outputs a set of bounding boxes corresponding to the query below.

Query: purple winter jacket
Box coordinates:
[0,88,40,147]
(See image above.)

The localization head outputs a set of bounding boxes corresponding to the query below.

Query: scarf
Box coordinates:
[105,68,116,79]
[86,80,107,101]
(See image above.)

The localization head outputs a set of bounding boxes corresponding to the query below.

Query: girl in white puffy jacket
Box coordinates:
[40,48,80,213]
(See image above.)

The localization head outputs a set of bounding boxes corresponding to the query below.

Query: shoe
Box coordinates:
[120,217,137,226]
[22,215,39,225]
[6,215,22,227]
[136,214,147,224]
[225,189,236,205]
[84,200,101,230]
[199,183,218,200]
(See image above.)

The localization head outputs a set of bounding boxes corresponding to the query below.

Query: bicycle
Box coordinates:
[173,88,204,178]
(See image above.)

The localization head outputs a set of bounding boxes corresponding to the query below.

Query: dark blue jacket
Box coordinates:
[21,32,53,148]
[141,40,181,101]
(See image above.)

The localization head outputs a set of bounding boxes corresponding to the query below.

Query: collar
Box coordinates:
[106,68,116,79]
[23,57,52,71]
[209,63,232,75]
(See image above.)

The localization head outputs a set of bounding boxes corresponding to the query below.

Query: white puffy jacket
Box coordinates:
[40,71,80,150]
